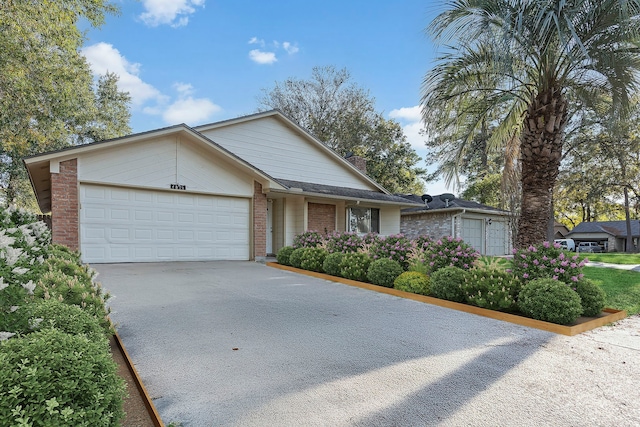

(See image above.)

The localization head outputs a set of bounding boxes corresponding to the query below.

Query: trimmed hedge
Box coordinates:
[393,271,430,295]
[518,278,583,325]
[367,258,403,288]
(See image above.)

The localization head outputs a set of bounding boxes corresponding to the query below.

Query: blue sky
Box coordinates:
[82,0,452,194]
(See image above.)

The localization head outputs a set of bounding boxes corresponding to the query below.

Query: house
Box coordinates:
[399,195,512,255]
[24,110,420,263]
[554,221,570,239]
[567,220,640,252]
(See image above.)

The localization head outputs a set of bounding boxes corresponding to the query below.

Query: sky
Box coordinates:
[82,0,453,195]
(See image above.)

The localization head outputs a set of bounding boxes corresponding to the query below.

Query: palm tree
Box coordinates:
[422,0,640,248]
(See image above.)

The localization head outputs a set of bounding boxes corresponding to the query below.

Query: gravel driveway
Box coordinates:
[96,261,640,426]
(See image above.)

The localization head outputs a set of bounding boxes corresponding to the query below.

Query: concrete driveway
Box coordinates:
[96,261,640,426]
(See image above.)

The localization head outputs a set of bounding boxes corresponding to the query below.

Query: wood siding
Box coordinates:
[78,136,253,197]
[200,116,375,190]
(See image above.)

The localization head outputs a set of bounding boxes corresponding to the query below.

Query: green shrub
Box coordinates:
[0,329,126,426]
[323,252,344,277]
[288,248,305,268]
[462,268,522,312]
[46,244,81,262]
[394,271,430,295]
[518,278,583,324]
[35,269,112,333]
[276,246,295,266]
[430,266,468,302]
[367,258,403,288]
[574,278,606,317]
[299,247,328,272]
[339,252,371,282]
[22,300,108,343]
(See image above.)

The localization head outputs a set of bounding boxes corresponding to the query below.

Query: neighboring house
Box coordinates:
[24,110,420,263]
[399,195,512,256]
[567,220,640,252]
[554,221,570,239]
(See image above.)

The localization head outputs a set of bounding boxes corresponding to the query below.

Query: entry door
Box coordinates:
[266,199,273,255]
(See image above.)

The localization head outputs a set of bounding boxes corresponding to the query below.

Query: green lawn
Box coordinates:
[582,267,640,316]
[581,252,640,264]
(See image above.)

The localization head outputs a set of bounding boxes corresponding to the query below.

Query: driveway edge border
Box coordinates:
[266,262,627,336]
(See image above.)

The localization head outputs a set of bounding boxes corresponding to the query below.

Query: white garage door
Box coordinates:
[80,185,250,263]
[486,220,507,256]
[461,218,483,254]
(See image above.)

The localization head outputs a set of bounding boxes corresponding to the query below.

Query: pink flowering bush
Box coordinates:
[422,236,480,273]
[292,230,325,249]
[325,231,364,253]
[511,241,587,283]
[369,234,413,269]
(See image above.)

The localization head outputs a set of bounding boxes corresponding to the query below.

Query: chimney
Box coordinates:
[345,154,367,174]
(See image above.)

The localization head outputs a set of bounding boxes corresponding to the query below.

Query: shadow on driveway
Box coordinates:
[97,261,550,426]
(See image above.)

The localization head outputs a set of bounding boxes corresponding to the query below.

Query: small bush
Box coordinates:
[325,231,363,253]
[370,234,413,269]
[574,279,606,317]
[323,252,344,277]
[339,252,371,282]
[430,266,468,302]
[394,271,430,295]
[462,268,522,312]
[292,231,325,249]
[518,278,583,324]
[511,241,586,283]
[276,246,295,266]
[22,300,108,343]
[367,258,403,288]
[423,236,479,273]
[0,329,126,426]
[35,269,112,333]
[288,248,306,268]
[299,247,328,272]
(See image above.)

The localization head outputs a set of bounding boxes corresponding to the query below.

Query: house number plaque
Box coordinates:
[170,184,186,190]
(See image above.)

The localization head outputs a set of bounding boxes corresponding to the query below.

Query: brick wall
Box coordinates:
[253,181,267,259]
[51,159,79,250]
[400,212,454,240]
[346,155,367,174]
[308,203,336,234]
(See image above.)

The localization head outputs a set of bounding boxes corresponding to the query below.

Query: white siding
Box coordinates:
[284,196,305,246]
[200,116,375,190]
[79,137,253,197]
[379,206,401,236]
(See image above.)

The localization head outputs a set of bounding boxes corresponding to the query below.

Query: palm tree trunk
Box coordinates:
[517,87,568,248]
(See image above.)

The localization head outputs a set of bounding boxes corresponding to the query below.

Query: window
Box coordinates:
[347,207,379,234]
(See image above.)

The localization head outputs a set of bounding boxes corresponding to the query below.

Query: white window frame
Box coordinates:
[347,207,380,234]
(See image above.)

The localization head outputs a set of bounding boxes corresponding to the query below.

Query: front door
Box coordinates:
[266,199,273,255]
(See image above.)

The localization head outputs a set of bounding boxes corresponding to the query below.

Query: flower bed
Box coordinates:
[277,232,619,327]
[0,205,126,426]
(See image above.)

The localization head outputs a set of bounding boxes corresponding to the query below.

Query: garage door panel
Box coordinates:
[80,185,250,263]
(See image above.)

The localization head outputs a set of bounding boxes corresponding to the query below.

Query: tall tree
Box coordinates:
[0,0,126,208]
[258,66,427,194]
[422,0,640,248]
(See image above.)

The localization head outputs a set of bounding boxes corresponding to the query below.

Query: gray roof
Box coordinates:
[399,194,508,214]
[568,220,640,238]
[276,179,421,205]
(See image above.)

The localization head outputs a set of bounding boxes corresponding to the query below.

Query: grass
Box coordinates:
[480,255,640,316]
[582,267,640,316]
[579,252,640,264]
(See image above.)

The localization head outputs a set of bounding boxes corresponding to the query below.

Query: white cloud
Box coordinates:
[82,42,221,126]
[389,106,425,151]
[249,49,277,65]
[248,37,265,47]
[139,0,206,27]
[282,41,299,55]
[81,42,166,107]
[163,97,221,125]
[389,106,422,122]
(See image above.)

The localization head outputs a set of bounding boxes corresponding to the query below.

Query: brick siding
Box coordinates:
[400,212,454,240]
[308,203,336,234]
[51,159,79,250]
[253,181,267,259]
